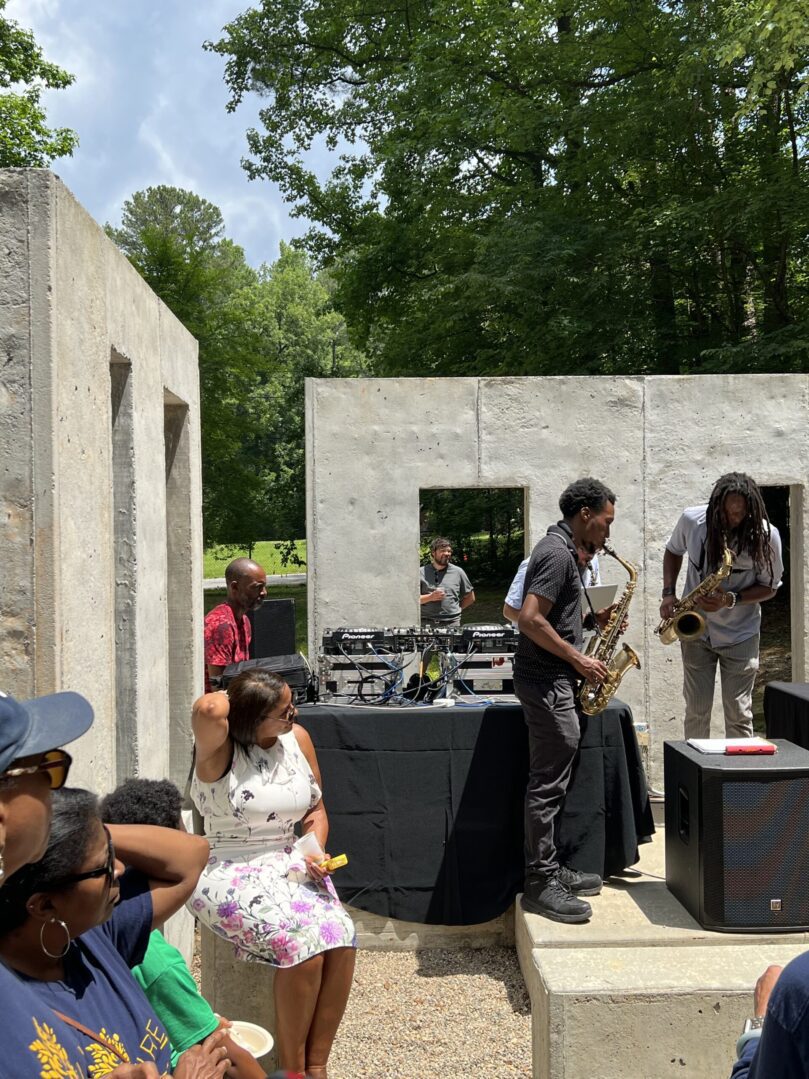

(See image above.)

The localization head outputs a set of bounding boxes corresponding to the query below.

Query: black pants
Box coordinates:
[514,673,581,880]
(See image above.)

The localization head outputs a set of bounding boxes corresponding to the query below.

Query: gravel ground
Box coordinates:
[328,947,531,1079]
[192,934,532,1078]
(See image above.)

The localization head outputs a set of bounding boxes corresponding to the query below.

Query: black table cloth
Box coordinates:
[764,682,809,749]
[296,698,654,926]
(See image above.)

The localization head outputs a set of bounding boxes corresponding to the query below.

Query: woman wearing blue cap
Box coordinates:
[0,689,93,884]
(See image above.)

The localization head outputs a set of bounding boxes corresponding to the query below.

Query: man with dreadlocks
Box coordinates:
[660,472,783,739]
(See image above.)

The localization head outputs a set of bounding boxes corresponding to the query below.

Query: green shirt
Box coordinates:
[131,929,219,1068]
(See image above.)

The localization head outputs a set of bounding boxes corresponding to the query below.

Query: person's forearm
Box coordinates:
[420,593,435,605]
[106,824,209,884]
[662,549,683,594]
[736,584,776,604]
[503,603,521,623]
[301,804,329,850]
[460,592,475,610]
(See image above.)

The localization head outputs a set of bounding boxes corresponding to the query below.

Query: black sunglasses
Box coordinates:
[51,829,116,891]
[1,749,73,790]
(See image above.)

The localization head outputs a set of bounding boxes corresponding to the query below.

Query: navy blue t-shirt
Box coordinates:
[730,950,809,1079]
[0,871,172,1077]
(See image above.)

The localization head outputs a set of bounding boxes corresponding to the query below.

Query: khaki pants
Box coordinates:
[681,634,760,739]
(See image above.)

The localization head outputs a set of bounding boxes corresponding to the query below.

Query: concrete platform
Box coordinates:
[516,831,808,1078]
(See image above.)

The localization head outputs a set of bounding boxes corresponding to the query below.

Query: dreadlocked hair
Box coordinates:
[705,473,773,580]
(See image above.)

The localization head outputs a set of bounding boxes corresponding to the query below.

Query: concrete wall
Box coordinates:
[0,169,203,795]
[306,376,809,782]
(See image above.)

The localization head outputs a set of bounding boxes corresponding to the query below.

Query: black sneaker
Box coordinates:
[557,864,603,896]
[520,875,592,923]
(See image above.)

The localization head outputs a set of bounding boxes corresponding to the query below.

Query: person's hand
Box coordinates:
[304,853,330,884]
[105,1066,162,1079]
[696,590,727,612]
[595,605,628,633]
[659,596,677,620]
[575,654,609,684]
[754,964,783,1018]
[430,588,446,601]
[174,1029,231,1079]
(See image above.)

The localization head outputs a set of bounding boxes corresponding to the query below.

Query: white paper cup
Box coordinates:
[228,1020,274,1058]
[293,832,326,860]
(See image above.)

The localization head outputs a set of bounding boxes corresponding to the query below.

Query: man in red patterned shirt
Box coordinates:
[204,558,267,691]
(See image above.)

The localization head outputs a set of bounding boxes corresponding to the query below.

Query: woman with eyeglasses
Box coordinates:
[190,670,356,1079]
[0,787,231,1078]
[0,690,93,885]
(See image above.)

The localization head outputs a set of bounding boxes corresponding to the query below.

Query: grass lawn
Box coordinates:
[204,540,307,578]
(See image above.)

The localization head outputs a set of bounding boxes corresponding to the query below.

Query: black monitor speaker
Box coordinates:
[665,739,809,932]
[248,598,296,659]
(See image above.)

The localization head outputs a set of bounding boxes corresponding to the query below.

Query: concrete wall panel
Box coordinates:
[308,375,807,783]
[0,169,202,797]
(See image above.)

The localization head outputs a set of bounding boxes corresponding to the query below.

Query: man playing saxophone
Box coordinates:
[660,472,783,740]
[515,477,621,924]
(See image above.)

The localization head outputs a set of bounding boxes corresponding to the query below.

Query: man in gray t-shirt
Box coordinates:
[419,537,475,626]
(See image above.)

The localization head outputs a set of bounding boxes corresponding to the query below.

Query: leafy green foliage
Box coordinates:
[0,0,78,166]
[208,0,809,375]
[420,488,524,586]
[107,187,366,546]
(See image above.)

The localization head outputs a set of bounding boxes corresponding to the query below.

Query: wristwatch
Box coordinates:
[736,1016,765,1058]
[662,586,676,597]
[725,591,739,609]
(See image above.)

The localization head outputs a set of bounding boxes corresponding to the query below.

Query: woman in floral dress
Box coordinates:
[190,670,356,1079]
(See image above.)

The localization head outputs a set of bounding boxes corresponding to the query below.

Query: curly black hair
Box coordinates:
[558,478,617,519]
[706,472,774,579]
[100,777,183,831]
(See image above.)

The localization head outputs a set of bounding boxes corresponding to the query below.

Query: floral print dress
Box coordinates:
[189,731,356,968]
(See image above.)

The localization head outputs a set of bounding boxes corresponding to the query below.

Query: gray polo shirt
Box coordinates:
[666,504,783,647]
[420,562,473,622]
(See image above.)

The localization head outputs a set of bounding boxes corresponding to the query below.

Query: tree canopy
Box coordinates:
[207,0,809,376]
[0,0,78,166]
[108,186,366,547]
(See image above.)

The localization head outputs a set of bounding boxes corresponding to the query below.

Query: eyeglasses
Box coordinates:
[270,700,296,722]
[1,749,73,790]
[51,829,116,891]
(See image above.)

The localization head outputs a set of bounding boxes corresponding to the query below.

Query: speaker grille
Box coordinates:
[707,777,809,927]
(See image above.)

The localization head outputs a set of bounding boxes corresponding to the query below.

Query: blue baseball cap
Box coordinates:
[0,690,94,775]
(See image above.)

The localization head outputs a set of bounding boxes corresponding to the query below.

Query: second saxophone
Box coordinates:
[656,546,734,645]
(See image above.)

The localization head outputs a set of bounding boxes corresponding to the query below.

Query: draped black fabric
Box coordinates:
[296,699,654,926]
[764,682,809,749]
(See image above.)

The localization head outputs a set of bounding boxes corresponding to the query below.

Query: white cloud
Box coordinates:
[3,0,320,267]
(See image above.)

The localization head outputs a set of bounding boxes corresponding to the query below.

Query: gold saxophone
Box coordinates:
[577,543,641,716]
[656,546,734,646]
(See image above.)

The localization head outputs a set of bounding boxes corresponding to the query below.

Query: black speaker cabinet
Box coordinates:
[665,739,809,932]
[248,598,296,659]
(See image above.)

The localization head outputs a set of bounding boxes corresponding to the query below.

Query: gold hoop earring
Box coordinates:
[40,916,71,959]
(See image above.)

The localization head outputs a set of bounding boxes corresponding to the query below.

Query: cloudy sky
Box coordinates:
[8,0,316,267]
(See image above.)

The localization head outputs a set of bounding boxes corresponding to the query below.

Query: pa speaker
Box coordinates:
[665,740,809,932]
[248,598,296,659]
[221,654,311,703]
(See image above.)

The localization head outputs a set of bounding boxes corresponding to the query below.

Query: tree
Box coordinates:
[108,191,367,547]
[108,187,270,547]
[0,0,78,166]
[207,0,809,376]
